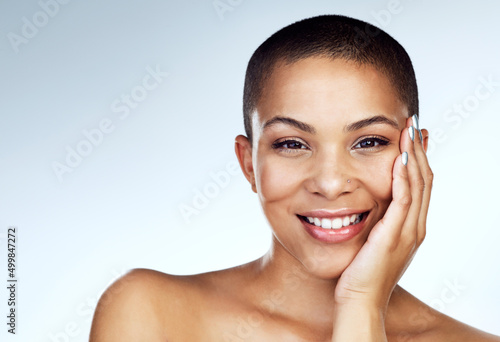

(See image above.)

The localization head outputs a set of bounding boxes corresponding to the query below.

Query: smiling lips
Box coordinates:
[303,213,363,229]
[298,211,369,243]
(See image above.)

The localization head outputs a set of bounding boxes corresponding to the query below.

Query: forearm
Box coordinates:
[331,304,387,342]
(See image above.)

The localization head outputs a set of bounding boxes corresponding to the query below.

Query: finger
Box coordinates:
[369,152,411,248]
[412,120,433,244]
[399,122,424,245]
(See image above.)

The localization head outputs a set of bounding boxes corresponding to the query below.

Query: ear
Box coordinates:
[420,128,430,153]
[235,135,257,193]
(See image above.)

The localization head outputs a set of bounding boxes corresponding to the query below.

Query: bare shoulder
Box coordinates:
[89,268,211,341]
[390,286,500,342]
[423,314,500,342]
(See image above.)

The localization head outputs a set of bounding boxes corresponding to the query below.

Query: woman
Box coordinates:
[90,15,500,341]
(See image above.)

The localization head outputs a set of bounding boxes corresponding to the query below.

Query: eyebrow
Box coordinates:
[344,115,399,132]
[263,116,316,134]
[262,114,400,135]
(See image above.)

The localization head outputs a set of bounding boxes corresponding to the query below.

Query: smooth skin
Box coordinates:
[90,58,500,341]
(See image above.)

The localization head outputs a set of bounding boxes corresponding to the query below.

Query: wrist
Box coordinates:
[332,304,387,342]
[334,290,389,314]
[334,302,385,321]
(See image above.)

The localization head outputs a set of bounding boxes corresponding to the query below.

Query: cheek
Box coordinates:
[360,154,395,205]
[256,155,303,204]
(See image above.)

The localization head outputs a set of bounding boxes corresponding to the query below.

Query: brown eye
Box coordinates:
[353,137,389,149]
[272,139,309,151]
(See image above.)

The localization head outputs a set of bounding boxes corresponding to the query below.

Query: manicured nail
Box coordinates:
[402,152,408,166]
[418,129,423,142]
[408,126,415,141]
[411,114,419,130]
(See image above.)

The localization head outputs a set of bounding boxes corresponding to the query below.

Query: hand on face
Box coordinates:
[333,115,433,312]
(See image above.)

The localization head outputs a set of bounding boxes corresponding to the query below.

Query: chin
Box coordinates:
[304,264,348,280]
[298,244,361,280]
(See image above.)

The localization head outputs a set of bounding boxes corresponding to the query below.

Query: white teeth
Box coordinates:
[343,216,351,227]
[332,218,343,229]
[304,213,365,229]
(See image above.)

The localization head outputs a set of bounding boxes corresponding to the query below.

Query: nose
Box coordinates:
[303,149,356,200]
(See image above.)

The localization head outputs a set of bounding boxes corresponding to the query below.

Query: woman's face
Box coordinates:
[240,57,409,279]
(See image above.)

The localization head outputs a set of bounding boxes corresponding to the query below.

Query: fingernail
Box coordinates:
[402,152,408,166]
[408,126,415,141]
[411,114,419,130]
[418,129,423,143]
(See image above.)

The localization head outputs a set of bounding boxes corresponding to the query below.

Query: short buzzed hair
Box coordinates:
[243,14,418,143]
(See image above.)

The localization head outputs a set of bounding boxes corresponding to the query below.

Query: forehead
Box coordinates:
[254,57,408,130]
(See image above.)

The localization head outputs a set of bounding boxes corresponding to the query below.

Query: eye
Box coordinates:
[272,138,309,153]
[353,136,390,150]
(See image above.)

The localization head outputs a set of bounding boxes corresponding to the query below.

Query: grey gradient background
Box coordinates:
[1,0,500,340]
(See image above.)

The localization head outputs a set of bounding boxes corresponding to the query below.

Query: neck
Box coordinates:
[251,237,339,326]
[243,237,410,337]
